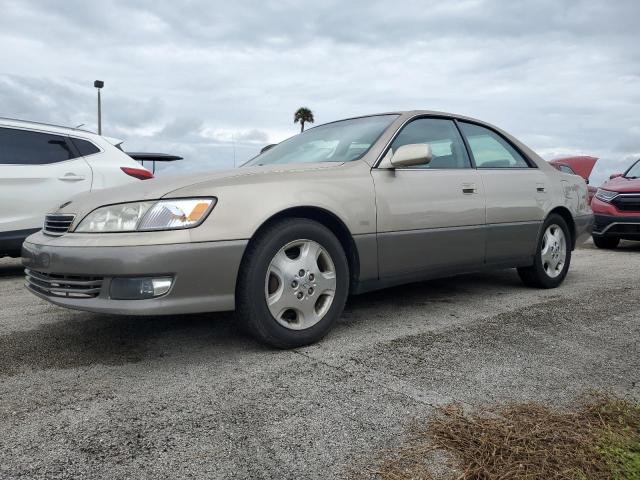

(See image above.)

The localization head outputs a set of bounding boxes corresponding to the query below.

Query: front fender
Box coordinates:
[177,161,377,243]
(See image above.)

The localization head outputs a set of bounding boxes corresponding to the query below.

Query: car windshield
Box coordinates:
[243,115,398,167]
[625,159,640,179]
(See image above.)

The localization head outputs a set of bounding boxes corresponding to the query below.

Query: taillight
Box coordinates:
[121,167,154,180]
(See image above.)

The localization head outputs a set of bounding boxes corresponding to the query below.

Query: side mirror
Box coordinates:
[389,143,432,168]
[609,173,623,180]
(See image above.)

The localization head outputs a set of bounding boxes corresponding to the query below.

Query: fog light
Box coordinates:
[110,277,173,300]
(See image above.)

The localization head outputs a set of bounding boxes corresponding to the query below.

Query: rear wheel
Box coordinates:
[592,236,619,249]
[236,218,349,348]
[518,214,571,289]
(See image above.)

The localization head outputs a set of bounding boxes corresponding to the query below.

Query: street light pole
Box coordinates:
[94,80,104,135]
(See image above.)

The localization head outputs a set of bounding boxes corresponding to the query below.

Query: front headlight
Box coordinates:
[594,189,618,203]
[75,198,216,233]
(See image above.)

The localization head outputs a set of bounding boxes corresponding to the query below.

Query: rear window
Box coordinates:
[0,127,75,165]
[558,165,576,174]
[70,137,100,156]
[459,122,530,169]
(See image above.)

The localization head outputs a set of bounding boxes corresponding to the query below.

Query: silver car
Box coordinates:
[22,111,593,347]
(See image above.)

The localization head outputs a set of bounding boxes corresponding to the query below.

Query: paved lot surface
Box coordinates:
[1,242,639,479]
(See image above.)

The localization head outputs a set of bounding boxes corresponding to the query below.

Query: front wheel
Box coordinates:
[236,218,349,348]
[592,236,619,249]
[517,214,571,289]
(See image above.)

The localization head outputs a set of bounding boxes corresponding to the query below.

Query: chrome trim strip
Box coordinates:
[594,221,640,234]
[25,269,102,287]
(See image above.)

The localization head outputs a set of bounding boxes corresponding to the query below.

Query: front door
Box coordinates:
[372,117,486,281]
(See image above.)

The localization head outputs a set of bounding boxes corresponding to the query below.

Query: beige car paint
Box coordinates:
[33,111,585,246]
[27,110,590,248]
[23,110,593,315]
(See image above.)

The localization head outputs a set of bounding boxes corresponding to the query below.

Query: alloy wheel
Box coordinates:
[540,224,566,278]
[264,239,337,330]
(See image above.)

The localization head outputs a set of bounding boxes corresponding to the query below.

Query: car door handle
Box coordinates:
[462,183,477,194]
[58,173,85,181]
[536,183,546,192]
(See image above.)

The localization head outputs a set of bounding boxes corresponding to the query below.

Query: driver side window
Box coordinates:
[389,118,471,169]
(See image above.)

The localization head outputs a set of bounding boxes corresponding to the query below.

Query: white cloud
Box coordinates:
[0,0,638,184]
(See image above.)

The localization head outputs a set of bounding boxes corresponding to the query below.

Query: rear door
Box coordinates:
[0,126,92,233]
[372,117,486,280]
[458,121,547,265]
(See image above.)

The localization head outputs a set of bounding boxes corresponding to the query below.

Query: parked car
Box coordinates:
[22,111,593,348]
[591,158,640,249]
[0,118,154,257]
[549,156,598,203]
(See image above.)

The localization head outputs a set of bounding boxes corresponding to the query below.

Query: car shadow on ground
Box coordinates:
[0,269,526,377]
[1,241,637,377]
[0,311,258,377]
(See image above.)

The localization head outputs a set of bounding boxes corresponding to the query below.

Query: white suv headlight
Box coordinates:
[594,189,618,203]
[75,198,216,233]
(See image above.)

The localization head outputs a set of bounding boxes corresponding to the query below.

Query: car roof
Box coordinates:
[0,116,98,138]
[312,110,499,131]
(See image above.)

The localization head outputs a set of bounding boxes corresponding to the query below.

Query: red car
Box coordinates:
[591,158,640,249]
[549,156,598,203]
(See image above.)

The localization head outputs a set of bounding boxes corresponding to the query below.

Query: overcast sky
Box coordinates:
[1,0,638,184]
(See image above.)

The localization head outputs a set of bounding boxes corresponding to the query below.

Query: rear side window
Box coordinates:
[0,127,75,165]
[459,122,530,168]
[70,137,100,156]
[558,165,575,174]
[389,118,471,169]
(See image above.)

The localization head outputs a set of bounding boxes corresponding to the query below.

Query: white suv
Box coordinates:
[0,118,153,257]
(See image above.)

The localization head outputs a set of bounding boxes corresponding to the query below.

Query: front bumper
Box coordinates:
[21,239,248,315]
[592,214,640,240]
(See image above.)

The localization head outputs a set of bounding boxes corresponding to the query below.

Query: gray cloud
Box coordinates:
[1,0,639,183]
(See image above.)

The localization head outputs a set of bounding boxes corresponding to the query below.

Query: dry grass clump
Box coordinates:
[369,395,640,480]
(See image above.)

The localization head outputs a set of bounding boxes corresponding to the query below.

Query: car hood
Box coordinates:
[56,162,344,216]
[600,176,640,193]
[549,156,598,181]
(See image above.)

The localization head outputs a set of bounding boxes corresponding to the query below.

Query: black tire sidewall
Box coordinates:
[532,214,572,288]
[241,219,349,347]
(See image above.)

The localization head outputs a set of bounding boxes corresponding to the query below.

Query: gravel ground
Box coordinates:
[0,241,638,479]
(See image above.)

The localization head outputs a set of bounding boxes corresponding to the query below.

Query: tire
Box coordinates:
[236,218,349,348]
[592,235,619,249]
[517,214,572,289]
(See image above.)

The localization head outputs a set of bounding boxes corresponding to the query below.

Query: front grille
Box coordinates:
[25,269,103,298]
[612,194,640,212]
[43,214,75,236]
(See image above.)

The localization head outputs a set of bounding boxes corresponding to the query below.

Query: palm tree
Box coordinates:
[294,107,314,133]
